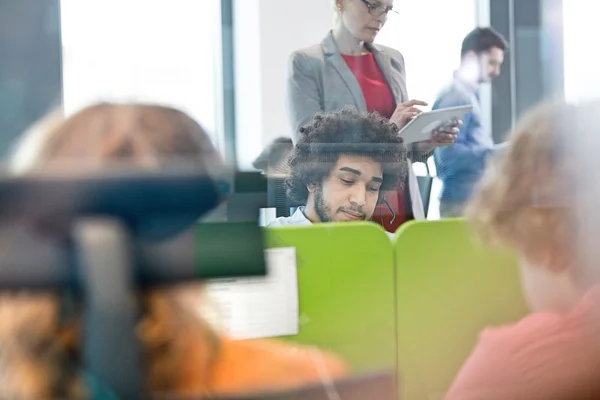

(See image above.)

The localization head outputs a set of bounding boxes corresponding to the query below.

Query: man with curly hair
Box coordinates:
[268,107,407,235]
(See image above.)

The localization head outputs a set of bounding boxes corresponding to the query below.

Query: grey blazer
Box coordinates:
[286,32,425,220]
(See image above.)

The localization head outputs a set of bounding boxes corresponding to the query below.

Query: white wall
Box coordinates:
[476,0,492,133]
[61,0,221,143]
[234,0,332,170]
[376,2,476,109]
[563,1,600,103]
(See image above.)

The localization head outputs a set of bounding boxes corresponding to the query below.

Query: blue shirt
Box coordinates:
[432,77,501,202]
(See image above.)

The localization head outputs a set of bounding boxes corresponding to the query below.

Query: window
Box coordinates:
[376,1,477,108]
[563,1,599,103]
[231,0,333,171]
[60,0,223,147]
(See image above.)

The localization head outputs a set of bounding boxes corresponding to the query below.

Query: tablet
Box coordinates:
[398,105,473,144]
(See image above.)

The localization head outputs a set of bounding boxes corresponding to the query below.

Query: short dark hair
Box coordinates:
[461,27,508,58]
[285,106,407,204]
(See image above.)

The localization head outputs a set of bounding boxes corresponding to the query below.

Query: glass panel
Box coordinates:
[60,0,222,145]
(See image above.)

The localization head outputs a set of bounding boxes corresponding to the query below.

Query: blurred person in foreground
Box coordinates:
[0,103,346,399]
[445,100,600,399]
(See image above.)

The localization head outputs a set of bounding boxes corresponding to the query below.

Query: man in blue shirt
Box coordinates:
[433,27,508,217]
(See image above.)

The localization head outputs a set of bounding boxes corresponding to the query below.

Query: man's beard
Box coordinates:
[314,183,333,222]
[313,183,367,222]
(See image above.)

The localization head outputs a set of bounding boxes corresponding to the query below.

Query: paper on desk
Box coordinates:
[200,247,299,340]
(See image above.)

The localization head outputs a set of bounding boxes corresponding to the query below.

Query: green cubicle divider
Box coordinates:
[393,219,529,400]
[264,222,397,374]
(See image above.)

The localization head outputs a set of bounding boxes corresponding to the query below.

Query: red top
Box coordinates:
[342,53,410,232]
[341,53,395,118]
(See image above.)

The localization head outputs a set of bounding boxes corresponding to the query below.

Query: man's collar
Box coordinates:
[292,206,312,225]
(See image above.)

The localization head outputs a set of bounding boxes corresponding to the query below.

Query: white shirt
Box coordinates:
[267,206,312,228]
[267,206,394,239]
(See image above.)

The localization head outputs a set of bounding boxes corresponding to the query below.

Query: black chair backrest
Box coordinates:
[0,170,223,240]
[267,177,302,218]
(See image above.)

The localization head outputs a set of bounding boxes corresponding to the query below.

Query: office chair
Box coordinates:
[267,176,302,218]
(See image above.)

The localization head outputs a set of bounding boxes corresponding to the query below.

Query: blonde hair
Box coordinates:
[466,100,597,274]
[0,103,223,398]
[11,103,221,174]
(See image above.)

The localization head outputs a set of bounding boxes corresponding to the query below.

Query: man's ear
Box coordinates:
[307,183,316,193]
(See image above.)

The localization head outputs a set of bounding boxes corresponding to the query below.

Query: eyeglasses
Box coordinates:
[359,0,399,17]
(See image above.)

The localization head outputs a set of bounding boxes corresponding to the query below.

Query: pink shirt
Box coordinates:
[445,286,600,400]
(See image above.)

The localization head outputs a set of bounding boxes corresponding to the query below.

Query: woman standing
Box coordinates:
[287,0,458,231]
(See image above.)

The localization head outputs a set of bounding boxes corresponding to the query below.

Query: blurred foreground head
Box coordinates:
[11,102,223,174]
[0,103,224,398]
[467,99,600,312]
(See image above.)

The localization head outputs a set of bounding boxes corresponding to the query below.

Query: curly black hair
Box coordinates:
[286,106,408,204]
